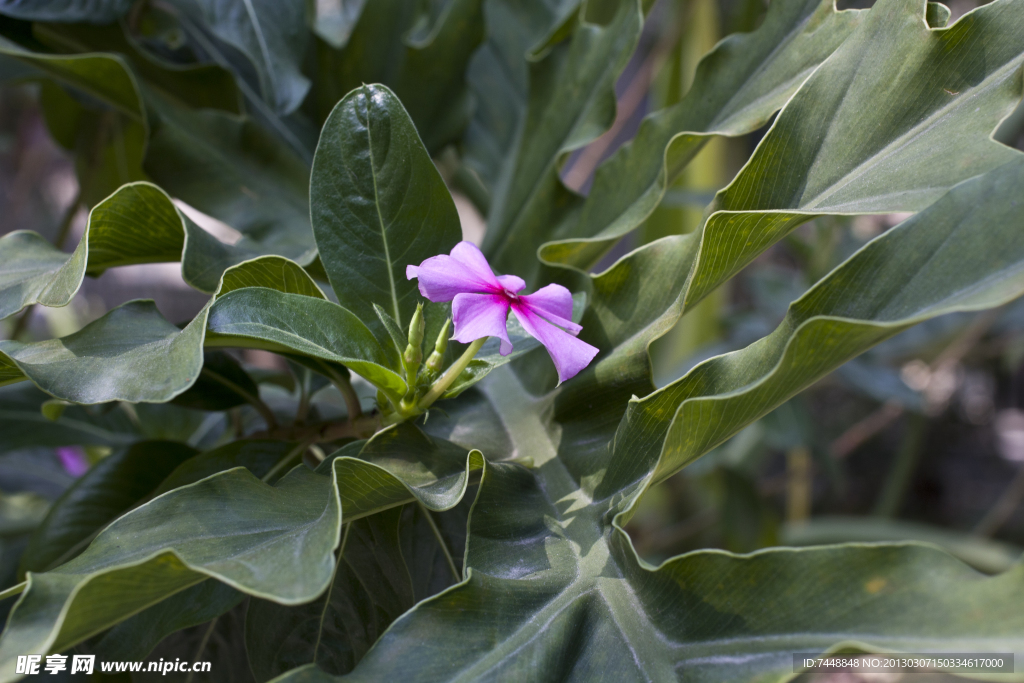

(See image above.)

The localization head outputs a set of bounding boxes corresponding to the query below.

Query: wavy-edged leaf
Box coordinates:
[92,579,243,661]
[205,287,408,399]
[246,507,416,682]
[0,246,333,406]
[481,0,644,282]
[166,0,310,114]
[272,366,1024,682]
[310,84,462,344]
[681,0,1024,310]
[0,425,481,680]
[0,384,139,454]
[461,0,581,201]
[153,439,297,497]
[612,157,1024,492]
[538,0,866,270]
[18,441,198,577]
[0,0,130,22]
[0,299,208,404]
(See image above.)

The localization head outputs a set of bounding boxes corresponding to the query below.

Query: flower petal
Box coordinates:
[512,301,598,383]
[452,292,513,355]
[406,242,503,302]
[519,284,581,334]
[497,274,526,294]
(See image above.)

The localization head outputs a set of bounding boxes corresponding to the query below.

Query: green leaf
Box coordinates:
[0,425,481,677]
[681,0,1024,310]
[143,91,317,273]
[461,0,582,203]
[0,299,208,404]
[481,0,644,282]
[171,351,262,412]
[166,0,310,114]
[0,240,335,406]
[0,182,277,322]
[616,157,1024,490]
[19,441,198,577]
[781,516,1023,575]
[0,385,139,454]
[310,84,462,343]
[152,439,297,496]
[32,21,243,114]
[538,0,866,270]
[314,0,485,152]
[92,579,243,661]
[205,287,408,398]
[272,364,1024,682]
[245,508,417,681]
[0,0,130,22]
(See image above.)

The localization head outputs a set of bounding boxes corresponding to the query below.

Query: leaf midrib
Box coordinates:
[363,89,403,329]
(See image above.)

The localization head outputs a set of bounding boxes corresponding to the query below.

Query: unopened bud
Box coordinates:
[425,318,451,373]
[403,304,425,374]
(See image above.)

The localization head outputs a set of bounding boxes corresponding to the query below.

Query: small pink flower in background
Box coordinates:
[407,241,599,383]
[56,446,89,477]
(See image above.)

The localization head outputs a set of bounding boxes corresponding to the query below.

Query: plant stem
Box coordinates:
[873,413,928,518]
[318,361,363,419]
[418,502,460,582]
[417,338,486,411]
[261,440,314,484]
[201,367,278,429]
[53,188,82,250]
[185,617,218,683]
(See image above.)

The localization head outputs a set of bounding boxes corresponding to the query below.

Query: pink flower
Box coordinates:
[56,446,89,477]
[406,242,599,383]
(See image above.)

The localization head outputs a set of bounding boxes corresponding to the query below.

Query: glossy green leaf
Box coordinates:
[0,299,208,404]
[92,579,243,661]
[152,439,297,496]
[314,0,485,152]
[19,441,198,577]
[166,0,310,114]
[0,425,481,678]
[310,84,462,343]
[0,385,139,454]
[539,0,866,270]
[272,364,1024,682]
[461,0,581,201]
[682,0,1024,310]
[245,508,416,682]
[482,0,643,282]
[0,0,130,22]
[206,287,408,398]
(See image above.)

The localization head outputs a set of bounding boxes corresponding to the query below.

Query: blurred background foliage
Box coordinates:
[0,0,1023,678]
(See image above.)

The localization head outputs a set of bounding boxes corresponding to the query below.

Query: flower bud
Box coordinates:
[425,318,451,373]
[403,304,425,374]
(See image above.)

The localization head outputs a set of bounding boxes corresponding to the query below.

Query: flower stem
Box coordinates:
[417,338,486,411]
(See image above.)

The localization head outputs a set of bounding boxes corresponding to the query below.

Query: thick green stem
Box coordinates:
[417,338,486,411]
